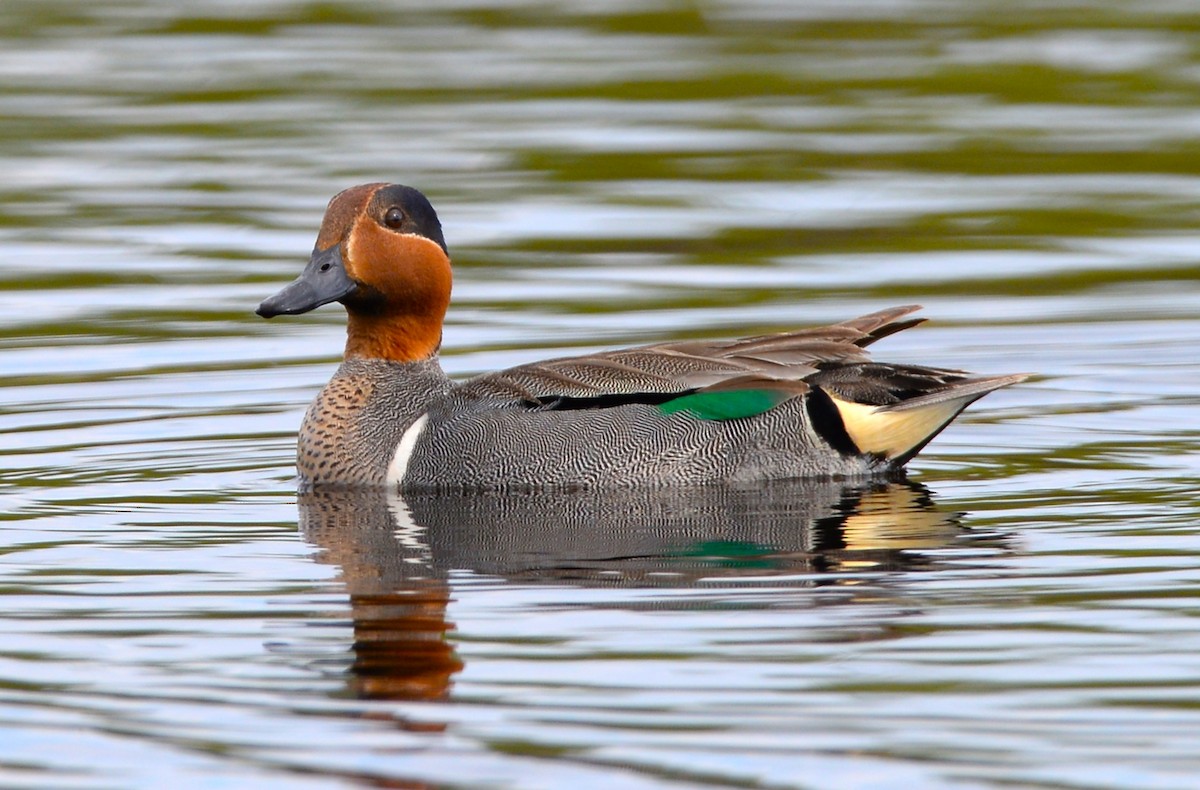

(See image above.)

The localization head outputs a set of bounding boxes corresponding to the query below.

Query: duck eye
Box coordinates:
[383,207,405,229]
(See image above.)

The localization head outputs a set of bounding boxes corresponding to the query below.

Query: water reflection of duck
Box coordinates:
[297,479,988,703]
[257,183,1026,491]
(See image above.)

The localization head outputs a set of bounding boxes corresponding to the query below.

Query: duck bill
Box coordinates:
[256,245,357,318]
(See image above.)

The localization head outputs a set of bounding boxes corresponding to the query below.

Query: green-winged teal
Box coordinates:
[258,183,1026,491]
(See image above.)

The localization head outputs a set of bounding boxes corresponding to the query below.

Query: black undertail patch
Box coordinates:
[804,388,860,456]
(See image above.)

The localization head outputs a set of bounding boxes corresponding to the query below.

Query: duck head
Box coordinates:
[257,183,452,362]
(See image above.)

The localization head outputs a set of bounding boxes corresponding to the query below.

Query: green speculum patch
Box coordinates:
[657,389,791,421]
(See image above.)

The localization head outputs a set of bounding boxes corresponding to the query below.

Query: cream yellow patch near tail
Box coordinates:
[829,396,964,459]
[827,373,1028,461]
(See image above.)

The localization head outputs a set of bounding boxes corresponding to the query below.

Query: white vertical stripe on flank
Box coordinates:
[386,413,429,488]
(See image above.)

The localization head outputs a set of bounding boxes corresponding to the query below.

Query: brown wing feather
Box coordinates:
[456,305,928,401]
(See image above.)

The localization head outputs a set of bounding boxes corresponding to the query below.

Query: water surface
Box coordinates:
[3,1,1200,788]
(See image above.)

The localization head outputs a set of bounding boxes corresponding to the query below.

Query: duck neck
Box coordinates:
[343,305,445,363]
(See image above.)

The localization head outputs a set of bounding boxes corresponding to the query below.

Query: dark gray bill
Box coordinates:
[256,245,356,318]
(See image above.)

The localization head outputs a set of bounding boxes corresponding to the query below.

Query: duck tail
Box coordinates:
[828,373,1029,465]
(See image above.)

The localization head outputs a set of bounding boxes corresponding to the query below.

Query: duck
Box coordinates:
[257,183,1026,492]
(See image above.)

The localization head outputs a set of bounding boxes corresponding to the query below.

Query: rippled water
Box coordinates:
[3,1,1200,788]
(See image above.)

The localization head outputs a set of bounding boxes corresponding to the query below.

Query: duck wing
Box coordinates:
[455,305,927,403]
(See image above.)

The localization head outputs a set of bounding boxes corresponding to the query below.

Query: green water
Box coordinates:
[2,1,1200,788]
